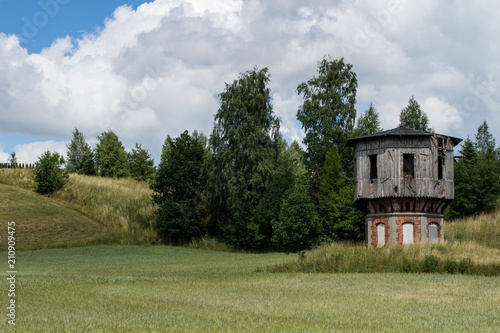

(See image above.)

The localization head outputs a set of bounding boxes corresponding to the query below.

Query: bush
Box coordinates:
[444,258,458,274]
[421,255,441,273]
[33,151,68,194]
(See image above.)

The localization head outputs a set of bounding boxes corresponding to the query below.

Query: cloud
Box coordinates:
[0,145,11,163]
[1,0,500,164]
[422,97,462,134]
[14,141,68,164]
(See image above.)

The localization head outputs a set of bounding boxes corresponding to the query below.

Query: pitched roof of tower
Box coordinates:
[346,126,462,147]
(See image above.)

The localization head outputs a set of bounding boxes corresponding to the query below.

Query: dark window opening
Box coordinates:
[405,202,411,212]
[438,156,444,180]
[369,155,378,179]
[403,154,414,177]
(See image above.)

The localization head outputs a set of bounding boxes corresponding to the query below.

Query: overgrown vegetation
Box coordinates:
[263,209,500,275]
[262,242,500,276]
[52,173,157,244]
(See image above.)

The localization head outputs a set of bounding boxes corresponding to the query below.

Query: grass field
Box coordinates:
[1,245,499,332]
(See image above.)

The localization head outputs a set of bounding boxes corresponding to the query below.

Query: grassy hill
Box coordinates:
[0,183,109,250]
[0,169,156,249]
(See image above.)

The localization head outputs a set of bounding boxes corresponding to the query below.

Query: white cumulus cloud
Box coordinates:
[1,0,500,163]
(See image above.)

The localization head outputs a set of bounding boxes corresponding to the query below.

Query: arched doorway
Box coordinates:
[377,223,385,247]
[402,223,414,244]
[429,223,438,243]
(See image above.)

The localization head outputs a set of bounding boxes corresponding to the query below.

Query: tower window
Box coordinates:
[438,156,444,180]
[369,155,378,179]
[403,154,414,177]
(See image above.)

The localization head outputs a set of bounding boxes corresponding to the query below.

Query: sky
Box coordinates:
[1,0,499,164]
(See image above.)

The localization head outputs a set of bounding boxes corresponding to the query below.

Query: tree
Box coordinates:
[151,131,206,243]
[399,96,432,132]
[66,128,96,175]
[296,56,358,171]
[209,67,280,248]
[475,120,499,160]
[33,151,68,194]
[94,131,129,178]
[353,103,382,137]
[249,140,303,249]
[128,143,155,181]
[271,190,320,254]
[317,145,364,241]
[447,123,500,219]
[8,153,17,169]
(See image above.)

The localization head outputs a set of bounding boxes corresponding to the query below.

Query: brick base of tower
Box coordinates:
[365,213,444,248]
[358,197,448,248]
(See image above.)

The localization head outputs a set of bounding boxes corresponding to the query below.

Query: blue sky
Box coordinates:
[0,0,146,54]
[0,0,145,157]
[1,0,499,164]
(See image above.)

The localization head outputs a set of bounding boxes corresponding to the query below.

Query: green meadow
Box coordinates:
[1,245,499,332]
[1,168,499,332]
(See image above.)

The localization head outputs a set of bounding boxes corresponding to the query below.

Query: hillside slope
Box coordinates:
[0,183,109,250]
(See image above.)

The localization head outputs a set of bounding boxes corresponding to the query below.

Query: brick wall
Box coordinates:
[369,216,390,247]
[395,216,421,245]
[426,217,443,241]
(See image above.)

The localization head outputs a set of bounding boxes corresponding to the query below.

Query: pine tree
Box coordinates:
[475,121,499,160]
[128,143,155,181]
[448,124,500,219]
[399,96,432,132]
[66,128,96,175]
[8,153,17,169]
[33,151,68,194]
[317,145,364,241]
[353,103,382,137]
[94,131,128,178]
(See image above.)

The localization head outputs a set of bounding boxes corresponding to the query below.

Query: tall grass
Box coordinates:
[262,242,500,275]
[52,174,157,244]
[0,168,35,190]
[0,169,157,244]
[264,211,500,275]
[446,209,500,249]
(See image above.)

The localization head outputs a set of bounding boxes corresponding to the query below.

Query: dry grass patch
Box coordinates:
[52,174,157,244]
[446,209,500,249]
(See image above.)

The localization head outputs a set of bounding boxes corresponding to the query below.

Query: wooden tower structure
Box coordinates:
[346,126,462,247]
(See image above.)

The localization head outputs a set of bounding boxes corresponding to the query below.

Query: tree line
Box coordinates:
[28,56,500,252]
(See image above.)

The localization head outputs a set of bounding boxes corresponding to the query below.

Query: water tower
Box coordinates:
[346,126,462,247]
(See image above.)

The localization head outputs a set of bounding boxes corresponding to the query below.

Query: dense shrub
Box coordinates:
[33,151,68,194]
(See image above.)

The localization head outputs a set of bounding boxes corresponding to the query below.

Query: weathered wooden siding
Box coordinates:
[354,135,455,200]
